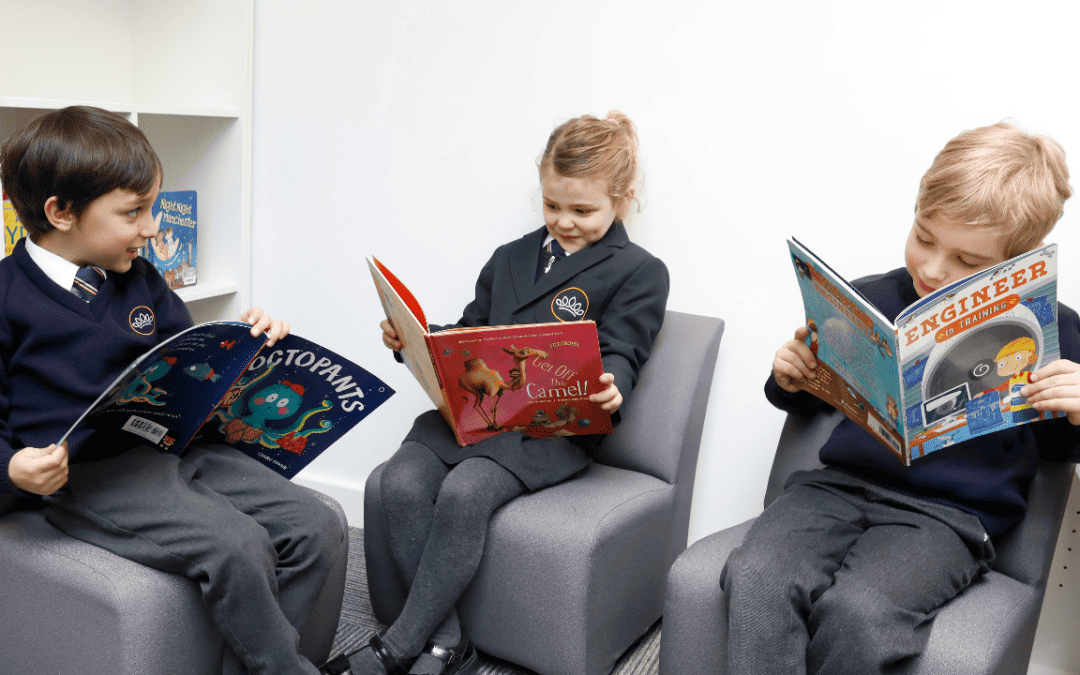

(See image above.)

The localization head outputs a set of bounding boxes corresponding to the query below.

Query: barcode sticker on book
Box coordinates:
[867,414,901,454]
[122,416,168,444]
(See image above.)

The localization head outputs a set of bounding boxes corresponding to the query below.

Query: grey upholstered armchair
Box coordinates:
[365,310,725,675]
[660,409,1074,675]
[0,487,349,674]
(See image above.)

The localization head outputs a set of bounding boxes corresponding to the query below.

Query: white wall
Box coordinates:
[253,0,1080,542]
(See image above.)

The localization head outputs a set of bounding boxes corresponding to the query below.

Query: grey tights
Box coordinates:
[378,441,526,663]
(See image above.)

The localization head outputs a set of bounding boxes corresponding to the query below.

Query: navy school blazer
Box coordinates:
[433,221,670,418]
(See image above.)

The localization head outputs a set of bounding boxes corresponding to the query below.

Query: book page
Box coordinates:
[894,244,1060,460]
[367,257,446,411]
[788,239,906,461]
[58,322,266,452]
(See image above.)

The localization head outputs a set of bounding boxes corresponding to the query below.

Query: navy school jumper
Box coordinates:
[765,267,1080,537]
[0,237,193,495]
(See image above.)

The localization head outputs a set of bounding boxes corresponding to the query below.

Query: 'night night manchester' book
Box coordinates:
[368,256,611,446]
[788,239,1061,465]
[58,322,395,478]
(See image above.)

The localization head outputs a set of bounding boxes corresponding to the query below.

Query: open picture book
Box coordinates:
[59,322,395,478]
[788,238,1061,465]
[367,256,611,446]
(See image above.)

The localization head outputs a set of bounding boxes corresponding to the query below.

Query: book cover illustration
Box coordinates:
[367,256,611,446]
[894,244,1060,461]
[429,322,611,445]
[143,190,197,289]
[3,192,26,258]
[787,239,1060,464]
[59,322,395,479]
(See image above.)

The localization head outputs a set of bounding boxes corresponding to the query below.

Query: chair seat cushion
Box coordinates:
[912,570,1043,675]
[0,508,222,674]
[0,489,348,675]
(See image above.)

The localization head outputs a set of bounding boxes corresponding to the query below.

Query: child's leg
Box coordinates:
[804,493,990,675]
[721,476,866,675]
[43,446,335,675]
[362,455,523,674]
[722,469,992,675]
[181,444,344,659]
[379,440,452,588]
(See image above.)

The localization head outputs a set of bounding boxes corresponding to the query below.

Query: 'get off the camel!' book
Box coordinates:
[367,256,612,446]
[788,238,1061,465]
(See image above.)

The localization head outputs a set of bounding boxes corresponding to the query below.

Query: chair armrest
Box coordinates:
[659,519,754,675]
[765,411,838,506]
[990,460,1074,584]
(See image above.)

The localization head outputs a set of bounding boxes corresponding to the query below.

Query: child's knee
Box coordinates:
[381,441,443,507]
[301,493,345,559]
[808,582,924,666]
[212,518,277,577]
[722,544,789,599]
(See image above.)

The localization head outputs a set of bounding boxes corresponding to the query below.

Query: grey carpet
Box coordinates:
[329,527,662,675]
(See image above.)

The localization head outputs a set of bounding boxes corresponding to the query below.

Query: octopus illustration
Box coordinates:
[208,367,334,455]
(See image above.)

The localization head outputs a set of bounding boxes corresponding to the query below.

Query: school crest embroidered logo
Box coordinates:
[129,306,156,336]
[551,287,589,321]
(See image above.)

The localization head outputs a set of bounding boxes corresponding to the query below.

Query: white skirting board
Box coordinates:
[293,473,365,531]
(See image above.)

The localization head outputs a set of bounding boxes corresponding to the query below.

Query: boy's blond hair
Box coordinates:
[916,122,1072,257]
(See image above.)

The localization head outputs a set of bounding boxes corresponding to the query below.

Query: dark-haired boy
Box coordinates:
[0,105,340,675]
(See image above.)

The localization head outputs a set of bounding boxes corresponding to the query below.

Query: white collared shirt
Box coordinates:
[542,234,572,256]
[24,236,98,291]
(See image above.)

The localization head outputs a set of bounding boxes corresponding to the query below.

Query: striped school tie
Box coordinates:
[71,266,105,302]
[536,238,569,281]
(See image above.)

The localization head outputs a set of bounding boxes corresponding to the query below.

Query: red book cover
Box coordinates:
[368,256,612,446]
[428,322,610,445]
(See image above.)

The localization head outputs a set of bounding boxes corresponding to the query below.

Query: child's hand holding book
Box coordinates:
[590,372,623,413]
[8,441,68,496]
[240,306,290,346]
[380,319,402,352]
[1023,359,1080,426]
[773,326,818,394]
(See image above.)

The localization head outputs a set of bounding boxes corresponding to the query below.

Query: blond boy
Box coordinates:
[724,122,1079,674]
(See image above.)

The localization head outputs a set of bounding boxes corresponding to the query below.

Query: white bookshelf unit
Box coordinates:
[0,0,253,324]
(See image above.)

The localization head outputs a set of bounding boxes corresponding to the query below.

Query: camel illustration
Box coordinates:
[459,345,548,431]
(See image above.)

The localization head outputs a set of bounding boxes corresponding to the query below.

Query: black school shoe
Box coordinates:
[319,632,415,675]
[421,633,479,675]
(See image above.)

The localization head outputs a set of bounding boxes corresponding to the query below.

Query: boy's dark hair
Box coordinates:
[0,106,161,236]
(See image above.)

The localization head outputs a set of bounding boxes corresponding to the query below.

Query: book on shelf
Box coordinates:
[143,190,197,289]
[367,256,611,446]
[3,191,26,258]
[787,238,1061,465]
[58,322,395,479]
